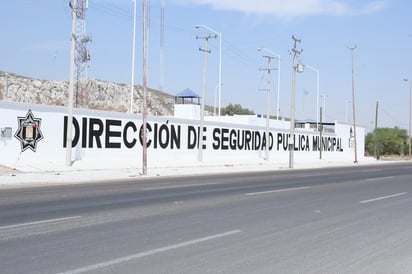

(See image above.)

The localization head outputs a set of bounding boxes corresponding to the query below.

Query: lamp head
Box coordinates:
[297,63,305,73]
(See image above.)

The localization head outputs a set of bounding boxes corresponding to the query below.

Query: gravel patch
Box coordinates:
[0,165,21,176]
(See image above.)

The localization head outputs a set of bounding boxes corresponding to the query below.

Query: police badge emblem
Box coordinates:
[14,110,44,152]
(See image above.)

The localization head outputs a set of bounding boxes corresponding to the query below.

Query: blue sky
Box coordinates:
[1,0,411,132]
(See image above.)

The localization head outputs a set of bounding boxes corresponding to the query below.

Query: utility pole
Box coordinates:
[142,0,149,175]
[258,53,276,161]
[66,0,77,166]
[320,93,328,122]
[375,101,379,160]
[130,0,137,113]
[409,80,411,158]
[404,78,412,158]
[195,25,222,116]
[66,0,91,166]
[319,106,323,160]
[289,35,303,168]
[160,0,165,93]
[348,45,358,163]
[196,33,216,161]
[217,31,222,117]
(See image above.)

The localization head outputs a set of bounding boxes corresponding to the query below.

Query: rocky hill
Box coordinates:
[0,71,177,116]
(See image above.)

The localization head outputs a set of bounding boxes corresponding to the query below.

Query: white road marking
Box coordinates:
[59,229,242,274]
[360,192,408,204]
[0,216,82,230]
[361,169,381,172]
[295,173,329,178]
[143,182,222,190]
[245,186,310,196]
[365,176,395,182]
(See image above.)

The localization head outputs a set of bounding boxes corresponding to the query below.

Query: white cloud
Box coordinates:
[174,0,388,19]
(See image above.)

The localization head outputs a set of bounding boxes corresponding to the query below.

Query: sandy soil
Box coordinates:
[0,165,20,175]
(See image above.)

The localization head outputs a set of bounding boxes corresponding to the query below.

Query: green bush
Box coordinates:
[365,127,408,156]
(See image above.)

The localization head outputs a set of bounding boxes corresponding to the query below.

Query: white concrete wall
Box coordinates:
[0,101,364,168]
[174,104,200,120]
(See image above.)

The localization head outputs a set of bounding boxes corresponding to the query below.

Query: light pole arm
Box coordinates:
[196,24,221,37]
[196,24,222,116]
[258,47,281,119]
[258,47,280,60]
[304,64,320,130]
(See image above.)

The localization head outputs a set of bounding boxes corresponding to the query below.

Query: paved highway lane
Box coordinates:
[1,162,412,273]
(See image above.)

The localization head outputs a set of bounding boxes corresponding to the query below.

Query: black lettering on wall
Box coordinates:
[139,123,152,148]
[89,118,104,148]
[170,125,181,149]
[277,133,282,151]
[262,132,267,150]
[105,119,122,148]
[283,134,289,151]
[158,124,169,149]
[245,130,251,150]
[201,126,207,149]
[63,116,80,148]
[81,117,87,148]
[187,126,197,149]
[237,130,245,150]
[313,136,319,151]
[254,131,261,150]
[212,128,220,150]
[123,121,137,148]
[229,129,237,150]
[221,128,229,150]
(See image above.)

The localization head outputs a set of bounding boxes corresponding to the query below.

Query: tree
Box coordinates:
[365,127,408,156]
[221,103,255,116]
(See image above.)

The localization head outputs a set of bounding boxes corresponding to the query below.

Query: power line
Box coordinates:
[90,1,133,20]
[380,104,407,127]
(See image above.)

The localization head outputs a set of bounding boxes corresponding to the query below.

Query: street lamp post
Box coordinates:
[196,25,222,116]
[404,78,411,158]
[142,0,149,175]
[304,64,319,130]
[196,30,216,161]
[289,35,303,169]
[66,0,77,167]
[320,93,328,122]
[258,48,279,161]
[258,48,281,120]
[130,0,137,114]
[348,45,358,163]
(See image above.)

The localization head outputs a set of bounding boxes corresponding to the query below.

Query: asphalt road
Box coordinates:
[1,162,412,273]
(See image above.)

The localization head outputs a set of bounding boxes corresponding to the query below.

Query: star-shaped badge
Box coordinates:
[14,110,44,152]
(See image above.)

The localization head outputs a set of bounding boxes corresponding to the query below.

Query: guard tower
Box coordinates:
[174,88,201,119]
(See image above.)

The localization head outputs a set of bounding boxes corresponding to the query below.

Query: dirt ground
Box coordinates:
[0,165,20,175]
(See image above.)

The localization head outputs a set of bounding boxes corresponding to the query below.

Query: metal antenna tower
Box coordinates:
[72,0,91,106]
